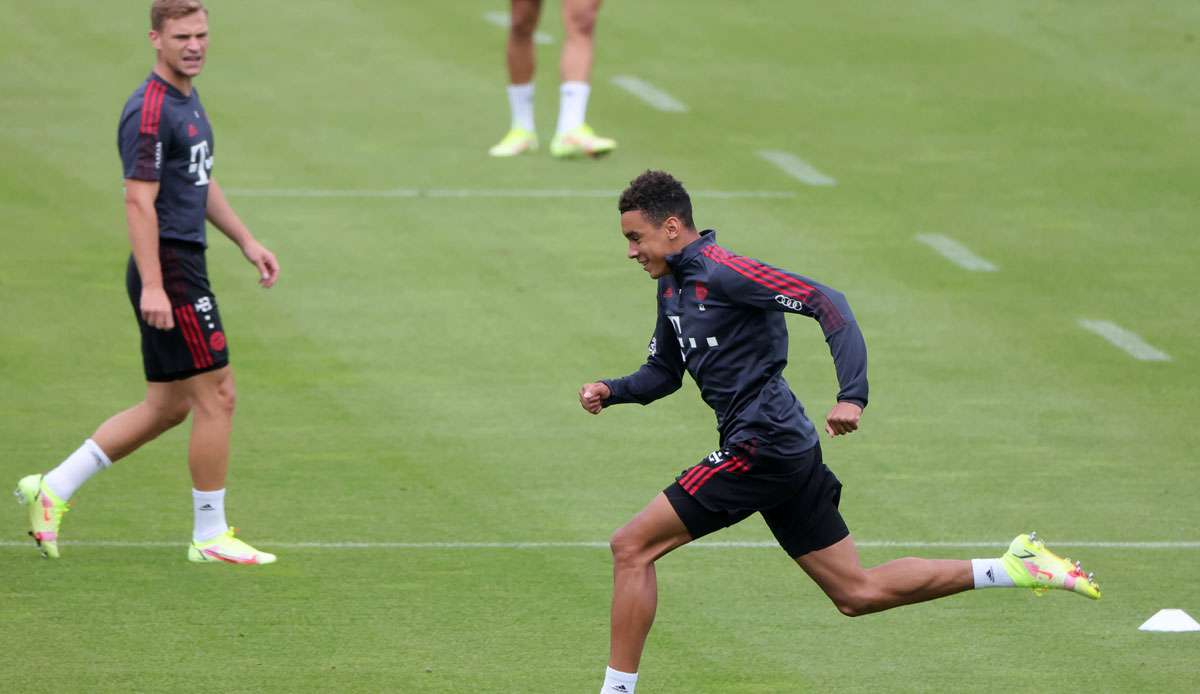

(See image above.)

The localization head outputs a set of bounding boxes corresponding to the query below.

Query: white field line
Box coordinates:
[224,188,797,200]
[914,233,999,272]
[482,11,553,44]
[1078,319,1172,361]
[2,540,1197,550]
[756,150,836,187]
[610,75,688,112]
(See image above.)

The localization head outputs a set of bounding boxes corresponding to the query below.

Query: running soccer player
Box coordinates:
[488,0,617,158]
[14,0,278,565]
[580,171,1100,694]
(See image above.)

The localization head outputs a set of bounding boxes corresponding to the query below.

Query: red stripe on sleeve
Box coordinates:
[140,82,165,135]
[704,246,813,301]
[678,465,708,491]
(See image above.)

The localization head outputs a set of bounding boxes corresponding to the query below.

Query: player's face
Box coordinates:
[621,210,676,279]
[151,13,209,79]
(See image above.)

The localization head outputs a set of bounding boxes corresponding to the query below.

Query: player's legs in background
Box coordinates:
[604,492,693,692]
[14,380,191,558]
[559,0,598,84]
[508,0,542,84]
[89,380,192,464]
[179,366,235,493]
[490,0,543,156]
[177,365,275,564]
[795,535,973,616]
[552,0,615,157]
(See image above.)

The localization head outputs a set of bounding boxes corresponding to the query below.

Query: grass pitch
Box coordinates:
[2,2,1198,692]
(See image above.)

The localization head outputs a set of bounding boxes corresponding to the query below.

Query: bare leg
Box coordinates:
[90,381,191,462]
[507,0,543,83]
[180,366,236,492]
[560,0,601,82]
[796,535,973,617]
[609,492,693,673]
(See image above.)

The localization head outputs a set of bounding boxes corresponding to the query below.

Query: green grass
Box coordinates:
[2,1,1199,691]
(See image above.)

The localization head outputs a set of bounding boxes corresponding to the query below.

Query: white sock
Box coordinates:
[971,558,1015,588]
[507,82,535,132]
[193,488,229,543]
[44,439,111,501]
[556,81,590,135]
[600,666,637,693]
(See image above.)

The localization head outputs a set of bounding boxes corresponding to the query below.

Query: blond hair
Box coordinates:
[150,0,207,31]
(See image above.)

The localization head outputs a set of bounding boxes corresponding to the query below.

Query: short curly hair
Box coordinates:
[618,170,694,229]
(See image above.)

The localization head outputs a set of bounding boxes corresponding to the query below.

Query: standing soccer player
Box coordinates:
[14,0,278,565]
[580,171,1100,693]
[487,0,617,159]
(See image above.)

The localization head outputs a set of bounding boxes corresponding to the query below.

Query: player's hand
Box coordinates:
[579,381,611,414]
[241,240,279,288]
[140,286,175,330]
[824,401,862,437]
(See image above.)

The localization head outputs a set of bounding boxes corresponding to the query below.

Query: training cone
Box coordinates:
[1138,609,1200,632]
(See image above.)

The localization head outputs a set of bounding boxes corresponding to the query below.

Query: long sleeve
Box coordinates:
[601,309,686,407]
[707,250,869,408]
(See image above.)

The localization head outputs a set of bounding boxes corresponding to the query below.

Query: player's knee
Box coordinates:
[194,379,236,418]
[832,587,883,617]
[609,526,650,569]
[563,8,597,37]
[509,9,539,39]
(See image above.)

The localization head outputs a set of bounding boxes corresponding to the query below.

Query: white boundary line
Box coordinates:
[756,150,837,187]
[914,233,998,272]
[3,540,1197,550]
[1078,319,1172,362]
[482,11,553,44]
[224,188,797,200]
[610,75,688,112]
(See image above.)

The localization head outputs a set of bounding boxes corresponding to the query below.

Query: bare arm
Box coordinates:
[206,177,279,287]
[125,179,174,330]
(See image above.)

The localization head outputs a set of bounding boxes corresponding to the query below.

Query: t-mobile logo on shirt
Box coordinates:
[188,141,212,186]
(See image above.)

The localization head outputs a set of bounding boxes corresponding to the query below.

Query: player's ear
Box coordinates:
[664,216,678,239]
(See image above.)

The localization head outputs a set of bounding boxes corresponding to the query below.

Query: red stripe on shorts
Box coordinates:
[184,305,213,367]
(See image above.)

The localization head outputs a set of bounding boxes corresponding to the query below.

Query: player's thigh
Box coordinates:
[612,492,694,564]
[144,379,193,422]
[793,535,870,601]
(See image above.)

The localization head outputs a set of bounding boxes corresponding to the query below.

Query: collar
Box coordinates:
[665,229,717,270]
[149,71,189,99]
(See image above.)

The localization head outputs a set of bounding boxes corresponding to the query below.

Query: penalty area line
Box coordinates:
[1077,319,1172,362]
[914,233,998,272]
[1,540,1197,550]
[610,75,689,113]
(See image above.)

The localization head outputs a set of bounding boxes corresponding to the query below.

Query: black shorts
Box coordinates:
[664,442,848,558]
[125,240,229,382]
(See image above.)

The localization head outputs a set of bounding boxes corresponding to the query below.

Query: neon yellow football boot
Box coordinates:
[488,127,539,157]
[14,474,69,559]
[1002,532,1100,599]
[188,528,276,565]
[549,123,616,159]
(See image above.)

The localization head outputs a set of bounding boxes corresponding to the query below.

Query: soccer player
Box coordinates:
[579,171,1100,694]
[14,0,278,565]
[488,0,617,158]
